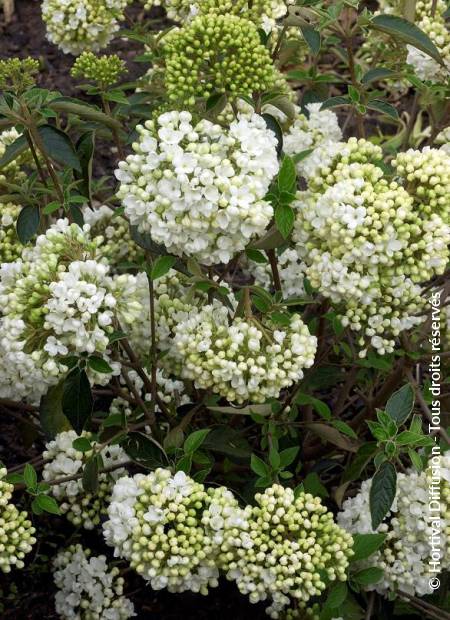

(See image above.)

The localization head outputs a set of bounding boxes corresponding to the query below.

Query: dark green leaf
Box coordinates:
[370,461,397,529]
[75,131,95,202]
[16,206,39,244]
[320,96,350,111]
[262,113,283,155]
[371,14,443,64]
[88,356,113,374]
[62,368,93,434]
[203,426,252,459]
[0,133,28,168]
[342,442,378,483]
[23,464,37,489]
[122,432,167,466]
[367,99,399,120]
[300,25,321,55]
[303,472,329,498]
[278,156,296,192]
[184,429,211,454]
[275,204,294,239]
[324,582,347,609]
[82,456,99,493]
[151,255,177,280]
[72,437,92,452]
[351,533,387,562]
[386,384,414,424]
[37,125,81,172]
[35,494,61,515]
[40,381,71,439]
[361,67,396,84]
[352,567,384,586]
[251,454,270,477]
[246,248,267,264]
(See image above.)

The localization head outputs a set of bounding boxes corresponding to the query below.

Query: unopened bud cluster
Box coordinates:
[116,110,279,265]
[0,467,36,573]
[71,52,126,87]
[0,204,22,263]
[162,14,276,105]
[43,430,128,530]
[53,544,135,619]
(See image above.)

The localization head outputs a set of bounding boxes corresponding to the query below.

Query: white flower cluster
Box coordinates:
[116,110,279,265]
[173,304,317,403]
[293,139,450,355]
[0,203,21,263]
[0,220,143,404]
[339,455,450,596]
[406,0,450,82]
[103,469,242,594]
[221,485,354,618]
[43,430,128,530]
[283,103,343,177]
[83,205,142,272]
[41,0,129,55]
[246,248,308,298]
[0,467,36,573]
[436,126,450,155]
[53,544,135,620]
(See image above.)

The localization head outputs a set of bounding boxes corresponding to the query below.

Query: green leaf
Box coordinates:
[249,225,285,250]
[324,581,347,609]
[75,131,95,202]
[291,148,314,164]
[37,125,81,172]
[342,442,378,483]
[269,447,280,470]
[370,461,397,529]
[62,367,93,434]
[184,429,211,454]
[82,456,99,494]
[361,67,396,84]
[351,533,387,562]
[278,155,296,192]
[105,90,129,105]
[251,454,270,477]
[88,356,113,374]
[320,96,350,111]
[279,446,299,468]
[352,567,384,586]
[408,448,423,472]
[48,97,122,131]
[303,472,329,498]
[0,133,28,168]
[246,248,267,264]
[366,99,399,120]
[176,453,192,473]
[16,206,39,244]
[370,14,443,64]
[275,203,294,239]
[72,437,92,452]
[296,393,331,420]
[396,430,434,446]
[122,432,167,467]
[262,113,283,155]
[203,426,252,459]
[42,201,62,215]
[151,255,177,280]
[332,420,358,439]
[23,464,37,489]
[300,25,321,55]
[35,494,61,515]
[386,384,414,425]
[40,381,71,439]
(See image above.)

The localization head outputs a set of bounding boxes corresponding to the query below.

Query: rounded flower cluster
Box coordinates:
[0,203,22,263]
[71,52,126,86]
[172,304,317,403]
[43,431,128,530]
[283,103,343,177]
[53,544,135,619]
[116,110,279,265]
[406,0,450,82]
[246,248,308,298]
[143,0,292,27]
[0,219,142,403]
[338,455,450,596]
[41,0,129,55]
[222,485,353,618]
[162,14,276,105]
[103,470,243,594]
[0,467,36,573]
[293,139,450,355]
[83,205,143,272]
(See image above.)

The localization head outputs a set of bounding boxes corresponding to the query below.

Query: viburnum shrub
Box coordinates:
[0,1,449,619]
